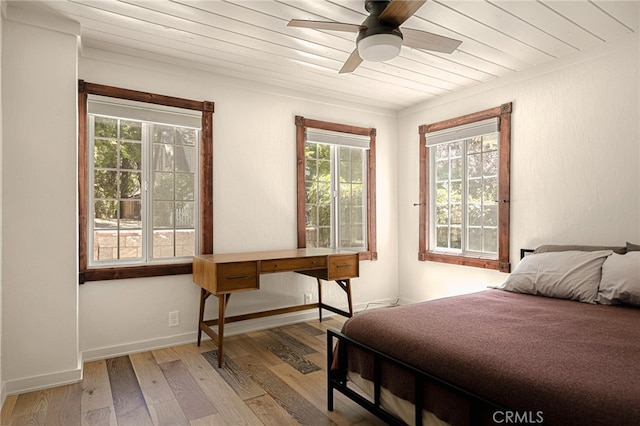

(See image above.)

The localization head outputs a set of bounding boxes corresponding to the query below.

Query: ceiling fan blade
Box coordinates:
[287,19,363,33]
[339,49,363,74]
[401,28,462,54]
[378,0,427,27]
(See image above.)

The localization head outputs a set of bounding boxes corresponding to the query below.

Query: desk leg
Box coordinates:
[316,278,323,322]
[317,278,354,321]
[197,288,210,346]
[334,279,354,317]
[216,293,231,368]
[343,279,353,317]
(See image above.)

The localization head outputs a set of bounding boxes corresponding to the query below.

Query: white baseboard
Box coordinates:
[83,299,399,363]
[396,297,419,305]
[1,381,6,411]
[4,366,82,396]
[82,332,202,363]
[82,306,333,363]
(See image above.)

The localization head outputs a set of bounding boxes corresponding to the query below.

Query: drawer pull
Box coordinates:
[337,264,352,268]
[227,274,249,280]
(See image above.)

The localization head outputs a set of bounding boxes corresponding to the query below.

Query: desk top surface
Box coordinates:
[194,247,358,264]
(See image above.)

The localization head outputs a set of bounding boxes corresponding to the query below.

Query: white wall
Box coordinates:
[397,34,640,303]
[78,50,400,361]
[2,9,81,393]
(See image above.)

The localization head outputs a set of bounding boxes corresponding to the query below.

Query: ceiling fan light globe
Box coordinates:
[357,33,402,62]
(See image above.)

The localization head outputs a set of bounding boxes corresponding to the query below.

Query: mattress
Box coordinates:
[338,289,640,425]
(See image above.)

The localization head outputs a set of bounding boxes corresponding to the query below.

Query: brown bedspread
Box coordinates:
[340,289,640,425]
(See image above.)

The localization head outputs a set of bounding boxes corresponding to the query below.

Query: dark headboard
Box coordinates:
[520,249,534,259]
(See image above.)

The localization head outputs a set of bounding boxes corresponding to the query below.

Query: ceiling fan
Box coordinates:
[288,0,462,74]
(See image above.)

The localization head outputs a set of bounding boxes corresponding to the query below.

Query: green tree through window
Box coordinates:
[305,143,366,249]
[90,115,199,263]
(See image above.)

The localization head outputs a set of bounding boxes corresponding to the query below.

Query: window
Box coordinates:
[304,130,368,250]
[418,103,512,272]
[78,81,214,282]
[295,116,377,260]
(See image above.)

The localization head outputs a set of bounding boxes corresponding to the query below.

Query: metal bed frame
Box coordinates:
[327,329,507,426]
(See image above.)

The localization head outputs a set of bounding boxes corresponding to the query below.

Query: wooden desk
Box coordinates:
[193,248,359,367]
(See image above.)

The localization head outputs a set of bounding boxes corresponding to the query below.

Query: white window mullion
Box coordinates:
[428,149,436,250]
[142,123,152,263]
[330,145,338,249]
[449,151,453,249]
[193,145,200,256]
[461,141,469,255]
[360,155,368,250]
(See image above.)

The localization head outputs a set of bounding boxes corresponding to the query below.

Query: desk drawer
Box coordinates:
[261,256,326,272]
[327,254,359,280]
[216,262,258,293]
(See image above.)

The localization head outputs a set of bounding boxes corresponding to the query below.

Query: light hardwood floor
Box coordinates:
[1,317,385,426]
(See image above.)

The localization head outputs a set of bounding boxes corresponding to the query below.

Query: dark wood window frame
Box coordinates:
[295,116,377,261]
[418,103,512,272]
[78,80,214,283]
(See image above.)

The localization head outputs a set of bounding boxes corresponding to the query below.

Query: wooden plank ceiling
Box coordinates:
[11,0,639,110]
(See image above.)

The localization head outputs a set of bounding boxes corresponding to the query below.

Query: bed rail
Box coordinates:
[327,328,508,426]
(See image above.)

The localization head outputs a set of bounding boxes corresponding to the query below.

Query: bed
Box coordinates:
[327,245,640,425]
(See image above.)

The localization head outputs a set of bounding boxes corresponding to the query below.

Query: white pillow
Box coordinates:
[597,252,640,306]
[500,250,612,303]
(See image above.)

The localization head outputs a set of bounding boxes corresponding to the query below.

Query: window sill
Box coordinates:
[359,251,377,261]
[418,252,509,272]
[80,262,193,283]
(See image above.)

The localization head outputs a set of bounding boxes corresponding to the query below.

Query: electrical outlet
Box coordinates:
[168,311,180,327]
[304,293,313,304]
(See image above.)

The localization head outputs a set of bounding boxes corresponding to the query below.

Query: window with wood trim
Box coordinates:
[295,116,377,261]
[78,81,213,282]
[418,103,512,272]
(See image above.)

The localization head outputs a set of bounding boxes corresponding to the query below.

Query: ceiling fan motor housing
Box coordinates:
[358,0,403,42]
[357,0,404,61]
